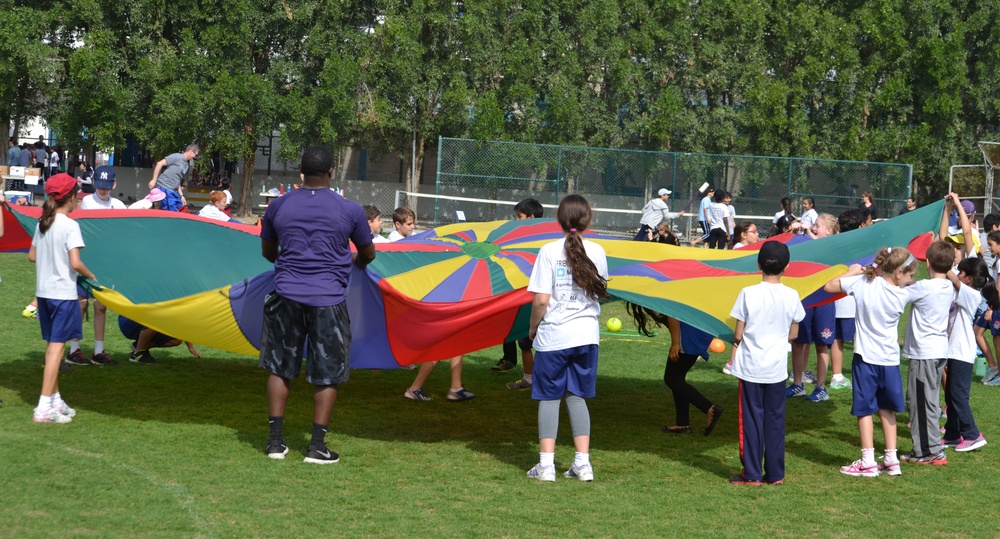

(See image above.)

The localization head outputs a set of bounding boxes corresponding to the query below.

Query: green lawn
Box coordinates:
[2,253,999,538]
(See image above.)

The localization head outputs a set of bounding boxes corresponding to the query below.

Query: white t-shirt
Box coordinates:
[841,275,914,366]
[639,198,679,228]
[387,230,407,242]
[707,202,729,231]
[80,194,126,210]
[372,234,390,244]
[799,209,818,233]
[947,283,985,363]
[773,210,789,224]
[730,282,805,384]
[198,204,231,222]
[902,279,955,359]
[223,189,233,206]
[726,205,736,231]
[128,199,154,210]
[528,238,609,352]
[834,296,855,318]
[32,214,85,300]
[49,150,59,167]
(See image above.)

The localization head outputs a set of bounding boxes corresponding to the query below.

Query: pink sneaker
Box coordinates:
[878,459,902,476]
[955,433,987,452]
[840,459,879,477]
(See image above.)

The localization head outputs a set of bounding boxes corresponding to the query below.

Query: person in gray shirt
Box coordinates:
[18,144,31,167]
[7,138,20,166]
[148,144,199,211]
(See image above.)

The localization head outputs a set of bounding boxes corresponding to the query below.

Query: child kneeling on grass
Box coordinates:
[728,241,804,485]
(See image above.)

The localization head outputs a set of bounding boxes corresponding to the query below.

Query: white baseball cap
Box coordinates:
[657,188,672,196]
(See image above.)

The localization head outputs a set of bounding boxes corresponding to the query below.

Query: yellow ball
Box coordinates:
[606,317,622,332]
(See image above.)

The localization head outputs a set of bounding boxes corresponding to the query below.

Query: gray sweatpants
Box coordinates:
[906,358,946,456]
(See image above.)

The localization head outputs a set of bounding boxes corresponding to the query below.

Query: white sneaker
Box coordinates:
[526,463,556,482]
[830,374,852,390]
[565,463,594,481]
[33,407,73,424]
[55,400,76,417]
[985,375,1000,387]
[722,362,733,375]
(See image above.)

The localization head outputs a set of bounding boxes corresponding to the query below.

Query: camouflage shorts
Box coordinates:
[258,293,351,386]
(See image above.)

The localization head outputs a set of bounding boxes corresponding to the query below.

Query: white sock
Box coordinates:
[539,452,554,467]
[574,451,590,467]
[37,395,50,410]
[861,448,875,466]
[26,304,36,312]
[523,374,533,384]
[450,387,463,393]
[884,449,898,463]
[69,341,80,354]
[94,340,104,354]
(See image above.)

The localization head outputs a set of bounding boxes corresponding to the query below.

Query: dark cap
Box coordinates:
[758,240,790,275]
[93,166,116,189]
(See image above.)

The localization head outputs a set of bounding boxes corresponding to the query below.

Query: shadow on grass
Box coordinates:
[0,351,842,479]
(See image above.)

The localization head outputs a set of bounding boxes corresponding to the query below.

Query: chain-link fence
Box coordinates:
[435,137,913,236]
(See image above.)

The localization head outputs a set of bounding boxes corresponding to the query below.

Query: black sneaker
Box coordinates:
[491,360,516,373]
[66,350,90,366]
[129,350,156,364]
[303,445,340,464]
[266,439,289,460]
[705,404,723,436]
[91,352,118,366]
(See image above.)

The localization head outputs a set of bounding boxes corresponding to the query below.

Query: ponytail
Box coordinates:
[626,302,670,337]
[557,194,609,301]
[864,246,915,281]
[38,186,78,234]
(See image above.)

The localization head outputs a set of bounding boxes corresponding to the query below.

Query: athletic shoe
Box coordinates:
[839,459,879,477]
[491,360,516,373]
[722,362,733,375]
[878,459,902,476]
[763,477,783,485]
[303,445,340,464]
[91,352,117,366]
[662,425,692,434]
[526,463,556,482]
[404,388,433,401]
[830,374,852,389]
[807,387,830,402]
[956,433,987,452]
[21,307,37,319]
[985,374,1000,387]
[266,439,288,460]
[56,400,76,418]
[942,436,963,448]
[802,370,817,384]
[910,452,947,465]
[729,474,762,486]
[65,350,90,366]
[32,407,73,424]
[564,463,594,481]
[447,388,476,402]
[705,404,723,436]
[506,378,531,390]
[129,350,156,364]
[940,406,947,419]
[785,384,806,398]
[58,361,74,373]
[984,366,999,382]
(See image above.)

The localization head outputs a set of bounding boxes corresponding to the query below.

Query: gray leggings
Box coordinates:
[538,394,591,439]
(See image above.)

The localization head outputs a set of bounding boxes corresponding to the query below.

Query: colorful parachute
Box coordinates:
[4,200,944,367]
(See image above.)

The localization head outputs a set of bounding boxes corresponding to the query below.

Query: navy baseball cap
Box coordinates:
[93,166,116,189]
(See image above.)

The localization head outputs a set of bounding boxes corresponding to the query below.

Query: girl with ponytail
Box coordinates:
[525,194,609,482]
[823,246,918,477]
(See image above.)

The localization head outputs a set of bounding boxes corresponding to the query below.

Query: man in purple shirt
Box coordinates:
[259,145,376,464]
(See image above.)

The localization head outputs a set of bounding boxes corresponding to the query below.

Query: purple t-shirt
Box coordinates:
[261,187,372,307]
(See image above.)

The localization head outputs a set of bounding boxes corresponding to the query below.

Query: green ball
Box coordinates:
[606,317,622,332]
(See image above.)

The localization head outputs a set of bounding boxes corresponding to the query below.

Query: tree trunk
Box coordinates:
[237,151,256,217]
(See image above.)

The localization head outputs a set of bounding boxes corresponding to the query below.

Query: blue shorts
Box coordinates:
[850,355,905,416]
[37,298,83,343]
[118,316,176,347]
[835,317,856,342]
[795,303,835,346]
[531,344,599,400]
[974,313,1000,336]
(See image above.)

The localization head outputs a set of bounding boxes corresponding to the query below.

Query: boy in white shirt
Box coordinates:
[363,204,390,243]
[387,207,415,242]
[899,241,957,465]
[729,241,805,485]
[79,166,126,210]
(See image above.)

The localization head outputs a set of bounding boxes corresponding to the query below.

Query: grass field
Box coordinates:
[2,253,1000,538]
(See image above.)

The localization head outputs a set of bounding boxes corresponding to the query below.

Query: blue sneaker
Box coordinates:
[807,387,829,402]
[785,384,806,398]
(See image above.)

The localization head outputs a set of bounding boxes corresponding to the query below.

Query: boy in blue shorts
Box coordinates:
[259,145,376,464]
[729,241,805,485]
[118,315,200,363]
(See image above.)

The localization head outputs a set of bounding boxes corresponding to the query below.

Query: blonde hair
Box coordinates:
[815,213,839,234]
[864,247,916,281]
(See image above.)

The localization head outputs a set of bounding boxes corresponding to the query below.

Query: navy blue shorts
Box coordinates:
[531,344,599,400]
[38,298,83,343]
[974,313,1000,336]
[118,316,176,347]
[850,354,905,416]
[835,317,856,342]
[795,303,835,346]
[258,293,351,386]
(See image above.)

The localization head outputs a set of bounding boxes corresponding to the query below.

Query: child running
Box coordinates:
[729,241,804,485]
[525,194,609,482]
[28,174,97,423]
[824,247,918,477]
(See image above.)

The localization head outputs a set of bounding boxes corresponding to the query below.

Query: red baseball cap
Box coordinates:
[45,173,78,200]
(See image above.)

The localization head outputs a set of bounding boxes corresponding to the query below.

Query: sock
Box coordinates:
[52,392,63,406]
[310,423,328,448]
[539,452,555,467]
[26,304,36,312]
[574,451,590,467]
[94,340,105,355]
[450,386,464,393]
[69,341,80,354]
[37,395,50,410]
[268,416,284,441]
[861,448,875,466]
[884,449,898,463]
[523,374,533,384]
